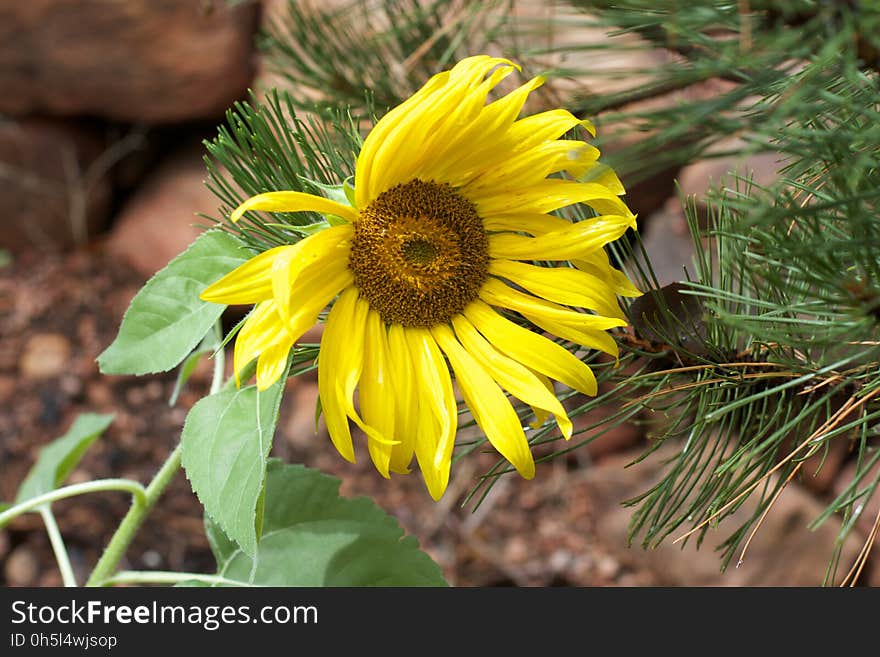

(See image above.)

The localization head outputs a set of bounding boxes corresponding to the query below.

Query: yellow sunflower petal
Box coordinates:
[256,337,293,390]
[317,287,359,463]
[573,250,643,298]
[464,140,599,197]
[488,214,634,261]
[200,244,293,305]
[476,179,633,216]
[479,278,626,331]
[482,211,571,234]
[280,266,353,346]
[232,300,286,384]
[488,259,626,320]
[521,311,620,358]
[356,56,517,204]
[387,324,416,474]
[432,75,547,186]
[381,65,516,191]
[272,224,353,327]
[230,191,357,223]
[452,315,572,439]
[405,327,457,475]
[464,300,598,396]
[360,309,398,477]
[431,324,535,480]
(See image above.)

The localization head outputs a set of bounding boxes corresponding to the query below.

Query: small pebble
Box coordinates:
[4,545,39,586]
[19,333,71,380]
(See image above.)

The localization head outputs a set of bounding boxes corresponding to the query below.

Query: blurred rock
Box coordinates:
[4,544,39,586]
[636,201,696,286]
[0,118,112,253]
[798,437,851,495]
[0,1,260,123]
[833,458,880,539]
[678,137,783,223]
[105,143,218,277]
[586,446,864,585]
[20,333,72,380]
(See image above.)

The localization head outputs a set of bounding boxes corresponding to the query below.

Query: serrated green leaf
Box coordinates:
[181,371,287,557]
[98,230,249,376]
[15,414,114,503]
[206,461,448,586]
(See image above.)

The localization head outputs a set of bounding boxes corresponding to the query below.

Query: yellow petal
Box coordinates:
[256,337,293,390]
[431,324,535,480]
[488,214,635,261]
[432,76,546,186]
[356,56,517,205]
[281,266,354,343]
[573,250,643,298]
[521,311,620,358]
[200,245,293,305]
[233,300,287,384]
[386,324,416,474]
[479,278,626,331]
[452,315,572,439]
[482,212,571,234]
[405,328,457,480]
[476,180,633,216]
[317,287,359,463]
[230,190,357,224]
[464,140,599,197]
[271,224,353,327]
[360,310,396,478]
[377,65,517,194]
[489,259,626,320]
[464,300,598,396]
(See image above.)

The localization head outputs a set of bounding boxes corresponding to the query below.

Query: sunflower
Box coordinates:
[201,56,640,500]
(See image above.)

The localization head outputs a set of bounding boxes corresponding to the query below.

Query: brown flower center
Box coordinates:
[349,180,489,327]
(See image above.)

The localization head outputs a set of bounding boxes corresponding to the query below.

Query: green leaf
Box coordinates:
[15,414,114,503]
[168,324,222,407]
[181,371,287,557]
[98,230,249,376]
[206,461,448,586]
[0,503,11,513]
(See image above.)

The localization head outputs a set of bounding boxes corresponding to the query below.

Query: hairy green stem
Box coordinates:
[99,570,250,587]
[40,505,77,587]
[85,444,183,587]
[0,479,147,528]
[85,326,226,587]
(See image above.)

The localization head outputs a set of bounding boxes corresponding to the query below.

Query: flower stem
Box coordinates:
[85,325,226,587]
[99,570,249,587]
[0,479,147,528]
[85,444,183,587]
[39,505,77,587]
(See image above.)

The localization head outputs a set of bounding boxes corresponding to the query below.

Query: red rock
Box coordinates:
[19,333,72,380]
[0,118,112,253]
[0,1,259,123]
[105,143,219,277]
